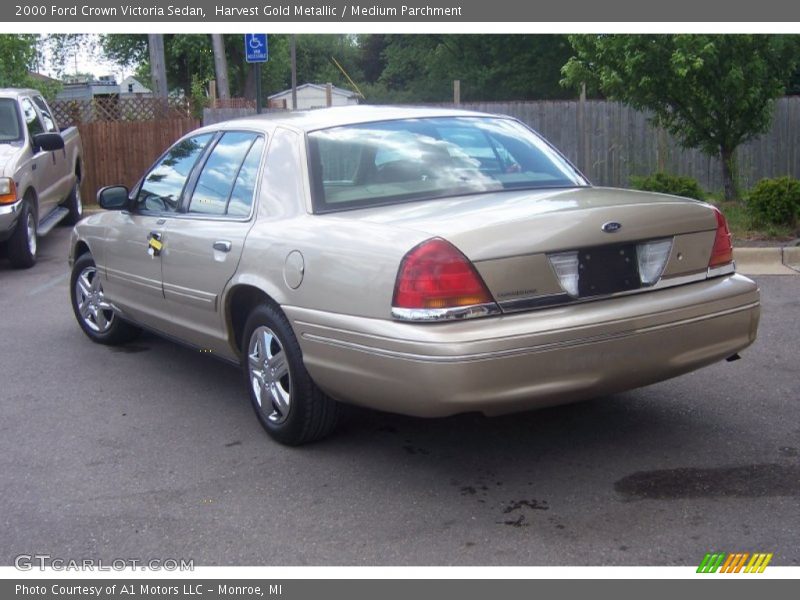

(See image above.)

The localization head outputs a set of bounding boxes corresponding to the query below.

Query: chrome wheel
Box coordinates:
[26,212,36,256]
[74,265,114,333]
[248,326,291,424]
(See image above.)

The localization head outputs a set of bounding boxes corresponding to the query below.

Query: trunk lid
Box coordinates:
[344,186,716,259]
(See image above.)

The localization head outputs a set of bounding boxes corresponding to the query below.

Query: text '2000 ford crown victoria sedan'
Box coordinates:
[68,106,760,445]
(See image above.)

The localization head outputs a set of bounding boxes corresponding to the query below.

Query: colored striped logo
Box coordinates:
[697,552,773,573]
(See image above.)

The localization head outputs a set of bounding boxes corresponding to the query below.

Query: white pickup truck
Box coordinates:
[0,88,83,268]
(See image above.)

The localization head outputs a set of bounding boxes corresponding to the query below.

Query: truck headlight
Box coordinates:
[0,177,17,204]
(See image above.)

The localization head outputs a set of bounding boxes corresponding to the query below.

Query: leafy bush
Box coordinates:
[189,74,210,120]
[746,176,800,227]
[628,172,705,200]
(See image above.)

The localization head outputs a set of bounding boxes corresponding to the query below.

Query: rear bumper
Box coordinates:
[0,200,22,242]
[286,274,760,417]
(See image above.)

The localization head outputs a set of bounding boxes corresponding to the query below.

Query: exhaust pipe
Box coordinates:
[726,353,742,362]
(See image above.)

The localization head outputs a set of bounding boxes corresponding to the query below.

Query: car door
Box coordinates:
[101,132,214,327]
[158,131,266,351]
[19,97,58,217]
[32,95,72,201]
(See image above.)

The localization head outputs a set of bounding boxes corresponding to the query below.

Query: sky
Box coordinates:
[39,34,132,82]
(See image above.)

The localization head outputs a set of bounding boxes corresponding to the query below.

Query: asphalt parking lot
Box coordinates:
[1,226,798,567]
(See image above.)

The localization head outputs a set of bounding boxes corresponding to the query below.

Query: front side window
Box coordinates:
[136,133,213,213]
[307,116,587,212]
[188,131,263,216]
[0,98,22,142]
[20,98,44,139]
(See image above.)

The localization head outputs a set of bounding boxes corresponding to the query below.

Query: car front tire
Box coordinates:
[70,253,140,345]
[242,304,341,446]
[8,200,37,269]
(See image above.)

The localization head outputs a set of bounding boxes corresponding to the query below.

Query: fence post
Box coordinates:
[208,79,217,108]
[454,80,461,106]
[326,83,333,107]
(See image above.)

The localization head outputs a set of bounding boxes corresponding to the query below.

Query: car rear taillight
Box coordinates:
[392,238,498,321]
[709,207,734,268]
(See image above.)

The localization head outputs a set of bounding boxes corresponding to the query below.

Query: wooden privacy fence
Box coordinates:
[439,97,800,193]
[78,118,200,204]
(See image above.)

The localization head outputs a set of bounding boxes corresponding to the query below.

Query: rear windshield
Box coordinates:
[307,116,587,212]
[0,98,22,142]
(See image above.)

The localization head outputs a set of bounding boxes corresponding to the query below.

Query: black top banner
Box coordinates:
[4,0,800,22]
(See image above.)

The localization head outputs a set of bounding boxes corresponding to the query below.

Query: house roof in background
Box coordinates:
[268,83,357,100]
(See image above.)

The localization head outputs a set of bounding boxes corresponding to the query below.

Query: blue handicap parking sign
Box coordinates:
[245,34,268,63]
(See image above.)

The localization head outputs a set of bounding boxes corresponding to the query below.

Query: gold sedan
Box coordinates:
[68,107,760,445]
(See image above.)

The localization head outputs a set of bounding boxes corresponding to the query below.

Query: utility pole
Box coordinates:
[255,65,262,113]
[148,34,168,98]
[211,34,230,102]
[290,34,297,110]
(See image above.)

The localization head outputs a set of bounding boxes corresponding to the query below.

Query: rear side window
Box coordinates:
[136,133,213,213]
[188,131,263,217]
[32,97,57,132]
[20,98,44,139]
[227,137,265,217]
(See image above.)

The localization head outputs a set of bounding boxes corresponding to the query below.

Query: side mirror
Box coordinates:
[32,132,65,152]
[97,185,130,210]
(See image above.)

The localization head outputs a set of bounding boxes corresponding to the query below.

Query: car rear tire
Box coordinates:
[8,200,37,269]
[70,253,140,345]
[242,304,341,445]
[63,181,83,225]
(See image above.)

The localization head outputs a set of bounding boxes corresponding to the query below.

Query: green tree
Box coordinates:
[0,35,62,99]
[562,35,800,200]
[295,34,362,90]
[0,34,38,85]
[356,34,575,103]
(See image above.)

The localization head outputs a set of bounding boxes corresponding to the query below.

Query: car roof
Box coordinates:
[208,105,510,134]
[0,88,41,99]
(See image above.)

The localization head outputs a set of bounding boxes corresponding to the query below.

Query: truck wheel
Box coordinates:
[242,304,341,445]
[8,201,37,269]
[63,181,83,225]
[70,253,141,345]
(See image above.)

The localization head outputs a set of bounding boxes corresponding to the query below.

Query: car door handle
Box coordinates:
[147,231,163,257]
[213,240,232,252]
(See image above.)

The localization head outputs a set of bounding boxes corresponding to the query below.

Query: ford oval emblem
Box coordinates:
[602,221,622,233]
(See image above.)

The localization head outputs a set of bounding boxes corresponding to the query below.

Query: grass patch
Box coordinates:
[709,200,797,243]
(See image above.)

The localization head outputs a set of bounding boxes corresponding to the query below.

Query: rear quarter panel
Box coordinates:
[230,124,429,320]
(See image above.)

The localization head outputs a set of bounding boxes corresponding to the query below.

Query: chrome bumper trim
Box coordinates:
[0,200,22,216]
[391,302,501,322]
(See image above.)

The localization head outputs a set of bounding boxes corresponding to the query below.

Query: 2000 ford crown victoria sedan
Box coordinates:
[68,106,760,445]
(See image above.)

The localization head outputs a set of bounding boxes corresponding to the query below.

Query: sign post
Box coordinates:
[244,34,268,113]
